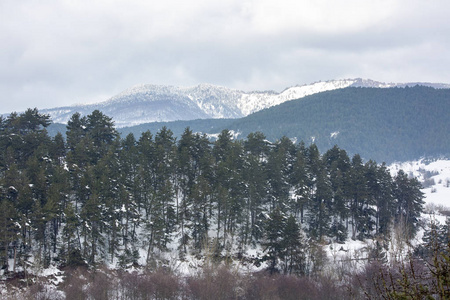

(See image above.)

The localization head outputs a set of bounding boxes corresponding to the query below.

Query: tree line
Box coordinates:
[0,108,424,275]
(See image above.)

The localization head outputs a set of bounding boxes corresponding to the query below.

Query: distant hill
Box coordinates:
[40,79,450,128]
[117,86,450,163]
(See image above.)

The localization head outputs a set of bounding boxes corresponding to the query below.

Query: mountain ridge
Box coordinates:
[38,78,450,127]
[116,86,450,163]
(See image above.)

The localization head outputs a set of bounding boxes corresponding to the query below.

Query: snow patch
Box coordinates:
[330,131,340,139]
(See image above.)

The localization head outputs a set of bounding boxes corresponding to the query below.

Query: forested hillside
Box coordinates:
[118,86,450,163]
[1,109,425,274]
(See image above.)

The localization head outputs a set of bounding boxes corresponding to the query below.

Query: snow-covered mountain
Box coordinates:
[41,78,450,127]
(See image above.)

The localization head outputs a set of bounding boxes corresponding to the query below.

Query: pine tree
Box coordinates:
[393,170,425,239]
[366,161,394,237]
[136,130,155,215]
[348,154,369,240]
[306,162,332,241]
[66,112,86,150]
[292,142,309,223]
[94,140,123,262]
[417,218,449,259]
[80,191,105,264]
[3,108,51,168]
[281,215,307,275]
[189,175,212,252]
[304,144,332,241]
[0,199,20,271]
[189,134,214,253]
[61,202,82,266]
[176,128,197,253]
[323,146,351,242]
[262,207,286,273]
[213,129,246,248]
[50,132,66,161]
[85,110,119,164]
[266,137,296,212]
[243,132,269,244]
[143,127,177,259]
[118,133,140,250]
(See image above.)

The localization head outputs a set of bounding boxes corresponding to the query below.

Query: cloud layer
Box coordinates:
[1,0,449,113]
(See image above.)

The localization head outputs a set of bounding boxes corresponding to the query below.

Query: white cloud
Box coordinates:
[1,0,450,113]
[243,0,398,35]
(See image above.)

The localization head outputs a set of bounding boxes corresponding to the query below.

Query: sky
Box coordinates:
[1,0,450,113]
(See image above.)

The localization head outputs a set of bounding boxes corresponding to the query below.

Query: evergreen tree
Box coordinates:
[61,202,82,266]
[281,215,307,275]
[50,132,66,160]
[366,161,394,237]
[244,132,269,158]
[189,174,213,252]
[323,146,351,242]
[348,154,369,240]
[416,218,450,259]
[212,129,246,248]
[306,162,332,241]
[85,110,119,164]
[243,132,269,244]
[136,130,155,215]
[393,170,425,239]
[3,109,51,167]
[262,208,286,273]
[143,127,177,259]
[80,191,105,264]
[292,142,309,223]
[188,134,214,252]
[176,128,197,253]
[94,139,123,262]
[0,199,20,271]
[118,133,140,250]
[66,112,86,153]
[304,144,332,241]
[266,137,296,212]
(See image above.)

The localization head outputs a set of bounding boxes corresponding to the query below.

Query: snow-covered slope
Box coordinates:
[40,78,450,127]
[389,159,450,208]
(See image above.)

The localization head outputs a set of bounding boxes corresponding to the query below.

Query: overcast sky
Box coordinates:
[1,0,449,113]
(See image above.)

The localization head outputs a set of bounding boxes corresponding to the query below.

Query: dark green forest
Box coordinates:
[2,108,450,299]
[114,86,450,163]
[0,108,427,277]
